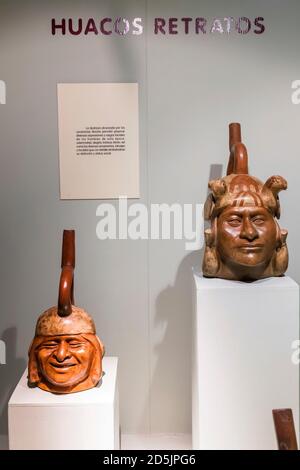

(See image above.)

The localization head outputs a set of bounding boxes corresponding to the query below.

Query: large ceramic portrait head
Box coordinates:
[28,230,105,393]
[203,123,288,281]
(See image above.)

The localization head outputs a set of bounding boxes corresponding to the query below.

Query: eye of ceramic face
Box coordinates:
[226,215,242,227]
[251,215,266,225]
[41,340,59,349]
[67,338,85,348]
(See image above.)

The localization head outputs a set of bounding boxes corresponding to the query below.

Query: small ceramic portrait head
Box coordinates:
[28,306,105,393]
[28,230,105,393]
[202,123,288,281]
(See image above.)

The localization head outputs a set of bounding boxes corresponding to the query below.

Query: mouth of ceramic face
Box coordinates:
[49,361,78,370]
[237,244,264,252]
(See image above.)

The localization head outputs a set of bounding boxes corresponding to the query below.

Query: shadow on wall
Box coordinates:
[149,249,202,433]
[146,164,223,432]
[204,164,223,233]
[0,328,26,449]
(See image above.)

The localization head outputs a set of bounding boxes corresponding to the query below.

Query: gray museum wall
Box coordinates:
[0,0,299,445]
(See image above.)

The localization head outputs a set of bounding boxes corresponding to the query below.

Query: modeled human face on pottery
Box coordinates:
[36,334,95,390]
[217,205,277,269]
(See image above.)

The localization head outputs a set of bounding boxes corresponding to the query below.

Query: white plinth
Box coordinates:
[192,273,299,450]
[8,356,119,450]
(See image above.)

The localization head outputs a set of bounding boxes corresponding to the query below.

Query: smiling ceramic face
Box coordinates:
[216,205,278,269]
[36,334,95,390]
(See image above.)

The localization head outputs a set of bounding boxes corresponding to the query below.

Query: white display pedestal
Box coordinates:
[192,273,299,450]
[8,356,119,450]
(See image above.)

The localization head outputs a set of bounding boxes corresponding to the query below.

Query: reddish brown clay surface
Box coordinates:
[28,230,104,394]
[273,409,298,450]
[203,123,288,281]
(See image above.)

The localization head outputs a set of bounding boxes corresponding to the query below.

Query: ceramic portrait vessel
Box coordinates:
[203,123,288,281]
[28,230,105,393]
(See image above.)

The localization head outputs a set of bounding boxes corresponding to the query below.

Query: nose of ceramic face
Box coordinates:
[53,341,71,362]
[239,216,259,241]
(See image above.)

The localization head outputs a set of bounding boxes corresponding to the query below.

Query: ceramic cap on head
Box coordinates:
[35,305,96,336]
[204,173,287,220]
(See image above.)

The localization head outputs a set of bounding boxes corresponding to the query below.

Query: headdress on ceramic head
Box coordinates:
[202,123,288,279]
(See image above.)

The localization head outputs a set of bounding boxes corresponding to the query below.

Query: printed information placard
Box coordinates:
[57,83,139,199]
